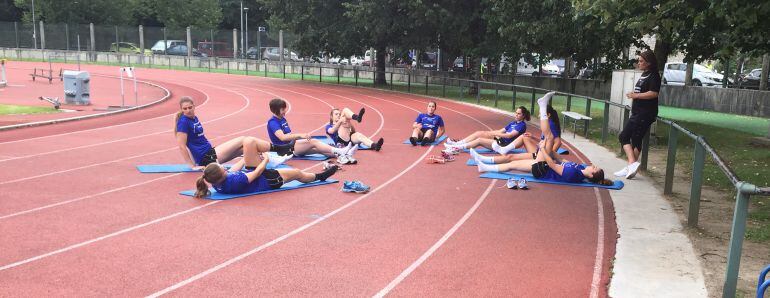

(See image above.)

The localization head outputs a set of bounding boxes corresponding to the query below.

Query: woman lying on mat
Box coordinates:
[175,96,292,170]
[326,107,384,151]
[410,101,445,146]
[194,138,339,198]
[474,92,612,185]
[444,106,531,153]
[267,98,358,161]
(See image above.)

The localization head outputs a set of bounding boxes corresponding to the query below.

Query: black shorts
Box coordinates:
[334,135,351,147]
[263,169,284,189]
[531,161,549,179]
[199,147,218,166]
[495,137,513,147]
[419,128,436,140]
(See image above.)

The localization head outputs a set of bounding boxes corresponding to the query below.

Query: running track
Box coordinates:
[0,62,616,296]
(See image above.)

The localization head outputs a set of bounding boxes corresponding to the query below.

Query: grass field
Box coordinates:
[0,104,59,115]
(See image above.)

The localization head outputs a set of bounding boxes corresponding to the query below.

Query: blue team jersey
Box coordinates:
[325,123,339,142]
[543,161,586,183]
[501,120,527,143]
[213,171,270,194]
[540,119,561,140]
[267,116,292,145]
[415,113,445,132]
[176,115,213,166]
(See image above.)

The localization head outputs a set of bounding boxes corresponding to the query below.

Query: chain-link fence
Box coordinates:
[0,21,298,59]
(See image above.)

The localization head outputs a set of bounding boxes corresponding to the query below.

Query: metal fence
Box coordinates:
[1,47,768,297]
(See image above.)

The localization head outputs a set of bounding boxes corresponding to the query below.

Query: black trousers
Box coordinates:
[619,114,656,151]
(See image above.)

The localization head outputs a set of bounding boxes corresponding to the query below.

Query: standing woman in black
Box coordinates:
[615,50,661,179]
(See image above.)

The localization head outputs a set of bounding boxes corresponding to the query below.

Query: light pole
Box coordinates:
[32,0,37,49]
[244,7,249,53]
[239,0,243,56]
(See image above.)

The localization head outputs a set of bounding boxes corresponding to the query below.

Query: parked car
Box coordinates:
[663,62,730,87]
[246,47,261,60]
[109,42,151,56]
[350,56,364,66]
[452,57,466,72]
[739,68,769,89]
[261,47,301,62]
[516,58,560,77]
[150,40,186,54]
[165,44,206,57]
[197,41,233,58]
[330,56,350,65]
[418,52,437,69]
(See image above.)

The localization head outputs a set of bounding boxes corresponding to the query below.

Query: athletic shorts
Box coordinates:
[263,169,284,189]
[495,137,513,147]
[531,161,550,179]
[199,147,218,166]
[334,135,351,147]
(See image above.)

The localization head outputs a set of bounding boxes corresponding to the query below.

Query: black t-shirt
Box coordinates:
[632,70,661,117]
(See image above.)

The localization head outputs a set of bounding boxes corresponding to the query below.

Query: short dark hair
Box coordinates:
[639,50,658,73]
[269,98,287,116]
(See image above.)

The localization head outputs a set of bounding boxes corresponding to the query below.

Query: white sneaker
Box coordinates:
[267,153,293,168]
[345,154,357,164]
[626,162,641,179]
[337,155,350,164]
[614,167,629,177]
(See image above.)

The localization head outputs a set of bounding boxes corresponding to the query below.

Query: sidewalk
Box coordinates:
[562,133,709,297]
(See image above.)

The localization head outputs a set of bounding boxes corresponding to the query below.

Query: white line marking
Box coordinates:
[589,187,605,298]
[0,200,220,272]
[146,147,435,298]
[373,180,496,297]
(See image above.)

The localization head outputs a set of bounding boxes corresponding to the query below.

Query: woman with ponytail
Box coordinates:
[444,106,532,153]
[193,137,339,199]
[473,92,612,186]
[176,96,293,170]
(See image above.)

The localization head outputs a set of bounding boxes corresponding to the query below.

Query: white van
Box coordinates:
[663,62,728,87]
[515,57,560,77]
[150,40,186,54]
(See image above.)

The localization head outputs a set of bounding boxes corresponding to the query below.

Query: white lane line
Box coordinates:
[0,200,220,271]
[373,180,497,297]
[146,145,435,298]
[590,187,605,298]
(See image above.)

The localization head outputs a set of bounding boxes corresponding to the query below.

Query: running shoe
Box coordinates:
[517,178,528,190]
[346,154,358,165]
[323,160,342,171]
[440,151,456,162]
[506,177,518,189]
[614,166,629,177]
[426,155,446,164]
[337,155,350,165]
[342,180,370,193]
[442,147,462,155]
[409,137,418,146]
[626,161,641,179]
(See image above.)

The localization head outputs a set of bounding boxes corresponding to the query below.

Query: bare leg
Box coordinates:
[423,129,435,141]
[277,168,317,183]
[521,137,538,153]
[215,136,245,163]
[350,132,374,146]
[495,159,539,172]
[411,127,424,139]
[292,139,339,157]
[492,152,532,164]
[460,131,495,143]
[623,144,639,163]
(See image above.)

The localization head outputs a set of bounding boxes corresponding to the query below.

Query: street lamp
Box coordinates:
[244,7,249,53]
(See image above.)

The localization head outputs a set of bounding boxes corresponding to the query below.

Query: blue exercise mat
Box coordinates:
[291,153,330,161]
[479,172,623,190]
[402,135,448,145]
[463,147,568,155]
[312,135,371,150]
[137,164,287,173]
[179,179,339,200]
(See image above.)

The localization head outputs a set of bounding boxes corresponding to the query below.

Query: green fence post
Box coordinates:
[688,141,706,227]
[567,94,572,111]
[389,72,393,90]
[442,75,446,97]
[337,67,340,84]
[512,86,517,111]
[301,64,304,80]
[602,102,610,143]
[282,63,286,79]
[664,127,678,195]
[494,84,499,108]
[355,68,358,86]
[425,75,429,95]
[530,88,536,117]
[264,62,267,77]
[476,82,481,104]
[640,129,651,171]
[621,108,630,154]
[583,99,592,137]
[722,184,752,298]
[407,73,411,92]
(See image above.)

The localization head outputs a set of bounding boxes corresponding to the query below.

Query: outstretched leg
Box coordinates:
[215,136,246,163]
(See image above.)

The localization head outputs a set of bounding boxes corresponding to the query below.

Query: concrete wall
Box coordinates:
[659,86,770,117]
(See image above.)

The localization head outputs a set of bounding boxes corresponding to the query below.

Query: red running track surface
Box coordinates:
[0,62,616,297]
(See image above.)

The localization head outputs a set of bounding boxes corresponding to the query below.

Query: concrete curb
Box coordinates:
[0,72,171,132]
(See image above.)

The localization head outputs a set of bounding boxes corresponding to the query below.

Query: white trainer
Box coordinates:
[614,166,629,177]
[626,161,641,179]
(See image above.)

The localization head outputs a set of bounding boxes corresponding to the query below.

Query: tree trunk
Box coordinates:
[375,45,387,85]
[734,55,745,85]
[653,37,671,74]
[685,62,694,86]
[760,54,769,91]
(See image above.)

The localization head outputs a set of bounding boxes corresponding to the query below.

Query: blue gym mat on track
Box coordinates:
[312,135,371,150]
[402,135,447,145]
[291,154,330,161]
[180,179,339,200]
[137,164,288,173]
[479,172,623,190]
[463,147,568,155]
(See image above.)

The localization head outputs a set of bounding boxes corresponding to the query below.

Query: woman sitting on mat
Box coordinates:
[475,92,611,185]
[193,138,339,198]
[444,106,531,153]
[267,98,358,161]
[326,107,384,152]
[175,96,292,170]
[410,101,445,146]
[476,104,565,164]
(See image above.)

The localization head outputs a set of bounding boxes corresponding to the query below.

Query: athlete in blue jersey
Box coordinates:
[474,92,612,186]
[410,101,446,146]
[193,140,339,199]
[444,106,531,153]
[266,98,358,160]
[175,96,292,170]
[326,107,384,152]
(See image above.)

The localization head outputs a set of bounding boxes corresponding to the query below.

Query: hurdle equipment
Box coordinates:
[38,96,61,109]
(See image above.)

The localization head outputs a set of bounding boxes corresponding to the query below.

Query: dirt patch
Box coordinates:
[644,147,769,297]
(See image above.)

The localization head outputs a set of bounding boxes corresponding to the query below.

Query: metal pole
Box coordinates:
[640,129,650,170]
[120,68,125,107]
[301,64,304,80]
[530,88,536,116]
[407,73,410,92]
[425,75,429,95]
[65,24,70,51]
[14,22,19,49]
[240,0,244,56]
[722,184,753,298]
[139,25,144,64]
[39,21,45,50]
[32,0,37,49]
[442,75,446,97]
[688,141,706,227]
[601,102,609,143]
[476,82,481,104]
[494,84,499,107]
[278,30,283,62]
[133,68,138,107]
[664,127,678,195]
[512,86,517,110]
[390,72,393,90]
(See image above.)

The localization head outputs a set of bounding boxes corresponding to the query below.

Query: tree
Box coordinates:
[0,0,23,22]
[134,0,223,28]
[13,0,134,25]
